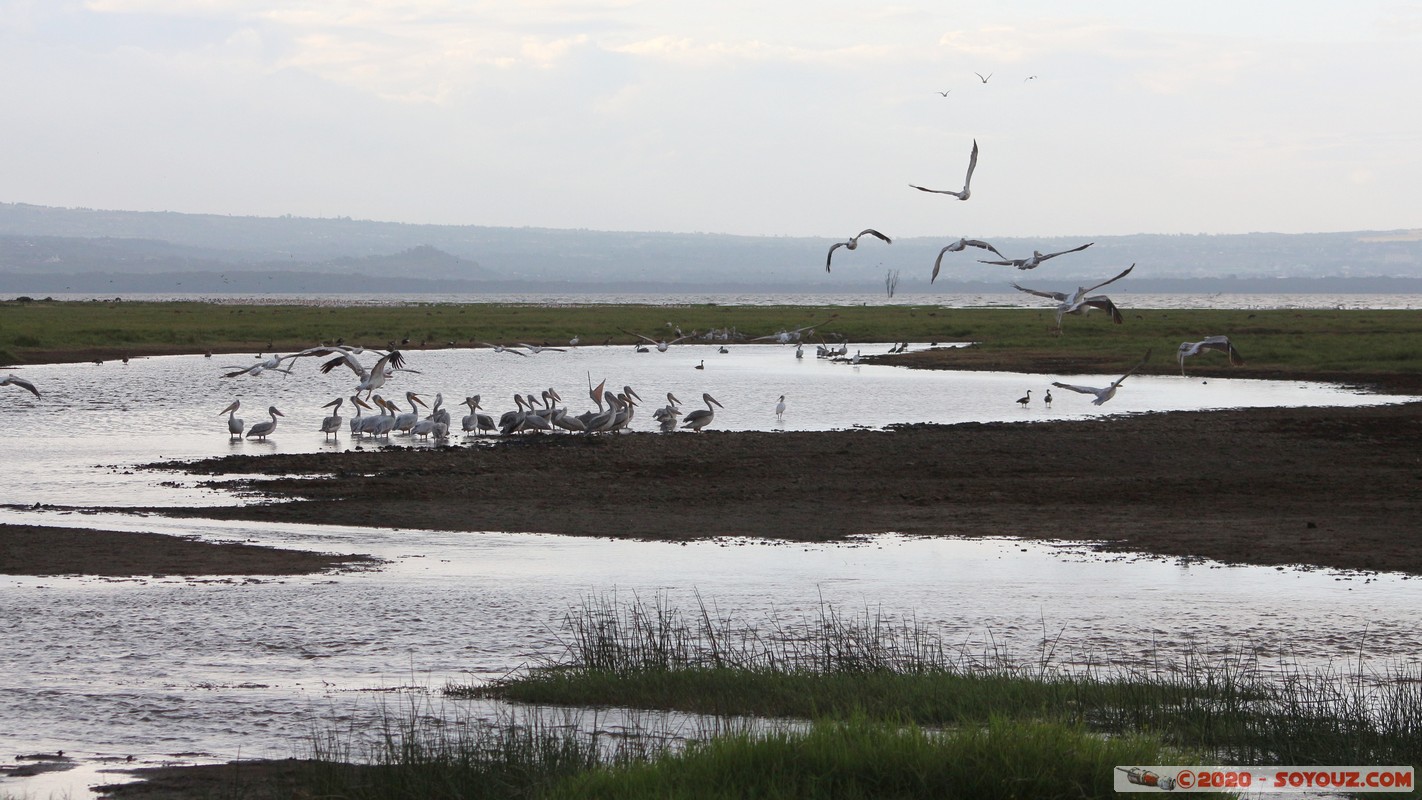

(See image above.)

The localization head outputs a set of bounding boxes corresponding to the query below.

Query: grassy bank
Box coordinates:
[3,299,1421,380]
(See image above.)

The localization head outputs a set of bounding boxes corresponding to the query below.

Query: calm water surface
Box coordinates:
[2,343,1419,798]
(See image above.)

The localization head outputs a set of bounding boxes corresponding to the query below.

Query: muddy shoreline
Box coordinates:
[135,399,1422,576]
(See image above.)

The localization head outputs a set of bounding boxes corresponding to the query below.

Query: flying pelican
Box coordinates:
[979,242,1094,270]
[245,406,284,440]
[320,349,409,398]
[478,342,528,357]
[1177,336,1245,376]
[825,229,892,272]
[775,395,786,420]
[909,139,978,201]
[975,71,992,83]
[1011,264,1135,332]
[621,330,694,352]
[517,343,568,354]
[318,397,344,439]
[1051,349,1152,406]
[931,238,1006,282]
[217,400,244,439]
[935,89,951,97]
[2,374,41,397]
[1016,390,1031,407]
[681,393,724,432]
[750,315,839,344]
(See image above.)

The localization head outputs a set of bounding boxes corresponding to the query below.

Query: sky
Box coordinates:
[2,1,1420,240]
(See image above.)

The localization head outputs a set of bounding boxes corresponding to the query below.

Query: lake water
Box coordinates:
[2,341,1420,798]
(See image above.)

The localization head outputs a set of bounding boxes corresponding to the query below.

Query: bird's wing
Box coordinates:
[962,139,978,191]
[858,229,892,244]
[964,239,1003,258]
[1050,381,1101,395]
[619,329,661,345]
[931,247,953,283]
[320,353,363,375]
[3,375,40,397]
[908,183,963,198]
[1081,296,1124,324]
[1042,242,1094,260]
[1011,283,1066,301]
[1113,348,1153,386]
[222,364,261,378]
[825,241,846,272]
[978,258,1020,267]
[1082,263,1135,294]
[1198,336,1245,364]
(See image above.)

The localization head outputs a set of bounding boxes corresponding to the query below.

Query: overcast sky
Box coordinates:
[2,1,1419,239]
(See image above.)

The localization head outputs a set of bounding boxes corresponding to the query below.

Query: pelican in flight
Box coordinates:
[909,138,977,201]
[318,397,344,440]
[825,229,892,272]
[979,242,1093,270]
[681,393,724,432]
[221,357,294,379]
[478,342,528,357]
[621,330,693,352]
[518,343,568,354]
[975,71,992,83]
[218,400,244,439]
[931,237,1005,282]
[750,315,839,344]
[320,349,408,398]
[1177,336,1245,376]
[1011,264,1135,332]
[246,406,284,440]
[2,373,40,397]
[1052,349,1152,406]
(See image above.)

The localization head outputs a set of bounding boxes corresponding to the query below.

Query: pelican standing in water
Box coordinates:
[246,406,284,440]
[775,395,786,421]
[910,138,978,200]
[2,374,40,397]
[1052,349,1152,406]
[392,391,427,434]
[218,400,244,439]
[318,397,344,439]
[1177,336,1245,376]
[681,393,724,432]
[825,229,892,272]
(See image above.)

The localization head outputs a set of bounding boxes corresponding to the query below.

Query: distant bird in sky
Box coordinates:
[1052,349,1152,406]
[979,242,1094,270]
[1011,263,1135,331]
[910,139,978,201]
[931,237,1006,282]
[1024,75,1037,82]
[1,373,40,397]
[826,229,892,272]
[1177,336,1245,376]
[935,89,951,96]
[975,71,992,83]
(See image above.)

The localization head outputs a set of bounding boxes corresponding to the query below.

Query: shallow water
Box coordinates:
[1,344,1419,798]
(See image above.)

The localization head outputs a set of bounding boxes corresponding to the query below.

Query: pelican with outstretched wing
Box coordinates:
[1178,336,1245,376]
[1051,349,1152,406]
[979,242,1093,270]
[1012,264,1135,332]
[825,229,892,272]
[910,139,978,201]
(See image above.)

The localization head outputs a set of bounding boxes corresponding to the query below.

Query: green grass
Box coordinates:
[2,299,1421,378]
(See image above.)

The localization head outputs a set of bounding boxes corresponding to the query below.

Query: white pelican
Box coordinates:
[367,396,398,438]
[478,342,528,357]
[318,397,344,439]
[1011,264,1135,331]
[429,393,451,426]
[909,138,978,201]
[218,400,244,439]
[246,406,284,440]
[825,229,892,272]
[681,393,724,432]
[410,417,440,439]
[2,373,41,397]
[320,349,409,398]
[931,238,1005,282]
[621,330,693,352]
[979,242,1093,270]
[392,391,427,434]
[552,407,586,433]
[1016,390,1031,407]
[517,342,568,355]
[221,360,294,379]
[1177,336,1245,376]
[348,394,373,437]
[1051,349,1152,406]
[775,395,786,420]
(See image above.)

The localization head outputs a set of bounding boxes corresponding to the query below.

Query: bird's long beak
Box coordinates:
[412,394,428,407]
[355,397,373,409]
[218,401,239,415]
[273,408,285,416]
[668,393,681,406]
[708,395,723,408]
[322,398,342,408]
[625,386,642,402]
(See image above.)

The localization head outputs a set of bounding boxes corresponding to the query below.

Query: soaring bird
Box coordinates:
[1177,336,1245,376]
[681,393,724,432]
[517,343,568,354]
[245,406,284,440]
[319,348,409,398]
[3,373,41,397]
[1011,264,1135,332]
[477,342,528,357]
[218,400,244,439]
[751,315,839,343]
[318,397,344,439]
[979,242,1093,270]
[931,237,1006,282]
[975,71,992,83]
[1052,349,1152,406]
[621,330,694,352]
[825,229,892,272]
[910,138,978,201]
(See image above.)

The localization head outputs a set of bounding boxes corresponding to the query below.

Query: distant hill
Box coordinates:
[2,202,1420,293]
